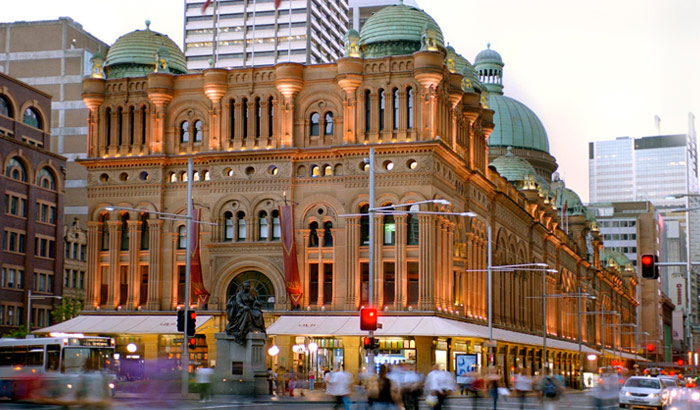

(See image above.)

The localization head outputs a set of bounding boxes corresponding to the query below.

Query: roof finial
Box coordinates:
[145,20,151,30]
[399,0,404,4]
[487,42,491,49]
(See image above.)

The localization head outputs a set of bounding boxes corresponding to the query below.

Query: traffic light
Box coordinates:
[641,254,659,279]
[360,307,378,331]
[647,343,655,353]
[186,310,197,336]
[188,337,196,350]
[177,310,185,332]
[362,337,378,350]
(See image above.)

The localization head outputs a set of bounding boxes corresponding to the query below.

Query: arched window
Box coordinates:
[268,96,274,138]
[224,211,234,241]
[323,165,333,176]
[360,204,370,245]
[255,97,261,139]
[407,204,419,245]
[117,106,123,145]
[177,225,187,249]
[392,88,399,130]
[37,167,55,190]
[120,213,129,250]
[179,171,188,182]
[311,165,321,177]
[140,213,149,250]
[0,95,12,117]
[194,120,203,142]
[324,112,333,135]
[180,121,190,143]
[141,106,147,145]
[309,221,319,246]
[129,106,135,145]
[242,98,248,139]
[6,157,27,181]
[236,211,246,241]
[105,107,112,146]
[226,271,275,310]
[383,212,395,245]
[323,221,333,247]
[271,210,281,240]
[100,214,109,251]
[169,172,177,183]
[203,170,210,181]
[229,99,236,140]
[379,89,385,131]
[310,112,320,136]
[193,171,201,181]
[22,107,42,129]
[407,87,414,129]
[259,210,269,240]
[365,90,371,134]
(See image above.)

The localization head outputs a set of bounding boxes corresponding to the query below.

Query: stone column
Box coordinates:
[105,220,121,309]
[414,336,434,375]
[86,222,101,309]
[446,222,455,308]
[395,215,407,309]
[146,219,162,310]
[345,217,359,310]
[126,220,140,309]
[342,336,361,376]
[418,215,434,309]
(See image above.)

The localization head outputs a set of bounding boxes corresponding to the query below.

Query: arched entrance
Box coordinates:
[226,271,275,310]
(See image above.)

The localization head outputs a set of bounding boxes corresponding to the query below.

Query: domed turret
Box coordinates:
[550,175,586,216]
[360,1,444,58]
[104,20,187,79]
[490,147,542,191]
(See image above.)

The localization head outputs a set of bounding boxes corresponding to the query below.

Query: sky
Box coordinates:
[3,0,699,202]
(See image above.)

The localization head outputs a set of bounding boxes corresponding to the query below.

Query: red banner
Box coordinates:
[279,205,303,306]
[190,208,210,305]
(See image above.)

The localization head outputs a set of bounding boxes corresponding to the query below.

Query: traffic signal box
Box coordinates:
[187,310,197,336]
[360,307,378,331]
[641,254,659,279]
[188,337,197,350]
[177,310,185,332]
[363,337,378,350]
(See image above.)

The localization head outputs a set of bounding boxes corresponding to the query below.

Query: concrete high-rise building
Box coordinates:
[184,0,349,70]
[0,18,109,226]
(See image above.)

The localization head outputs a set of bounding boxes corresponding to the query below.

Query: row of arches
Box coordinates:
[0,94,45,131]
[4,155,58,190]
[104,105,148,147]
[363,86,414,136]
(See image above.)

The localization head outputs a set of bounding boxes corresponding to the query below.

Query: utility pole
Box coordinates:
[181,158,193,397]
[367,148,375,371]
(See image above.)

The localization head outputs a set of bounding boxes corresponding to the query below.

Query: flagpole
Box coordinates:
[288,0,292,61]
[252,0,256,67]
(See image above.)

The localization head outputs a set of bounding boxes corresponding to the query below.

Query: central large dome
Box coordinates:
[360,2,444,58]
[487,93,549,153]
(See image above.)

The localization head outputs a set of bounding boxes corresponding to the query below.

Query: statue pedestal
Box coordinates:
[213,332,268,395]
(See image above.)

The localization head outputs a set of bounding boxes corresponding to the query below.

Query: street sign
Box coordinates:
[484,339,497,348]
[173,338,184,344]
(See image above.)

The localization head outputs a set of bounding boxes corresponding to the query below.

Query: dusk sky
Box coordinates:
[4,0,698,201]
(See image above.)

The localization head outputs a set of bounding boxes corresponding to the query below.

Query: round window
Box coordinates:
[139,171,149,181]
[245,166,255,176]
[119,172,129,181]
[100,173,109,182]
[226,271,275,310]
[383,161,394,171]
[268,165,278,176]
[407,160,418,170]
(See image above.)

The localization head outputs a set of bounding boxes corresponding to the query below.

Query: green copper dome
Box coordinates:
[487,93,550,153]
[360,2,444,58]
[550,177,586,215]
[490,147,537,183]
[104,21,187,79]
[475,44,503,66]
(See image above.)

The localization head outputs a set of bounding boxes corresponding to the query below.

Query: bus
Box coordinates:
[0,334,116,402]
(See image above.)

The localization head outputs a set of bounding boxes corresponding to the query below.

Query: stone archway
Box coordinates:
[225,270,276,310]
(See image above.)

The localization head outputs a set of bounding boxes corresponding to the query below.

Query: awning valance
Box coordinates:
[267,315,599,354]
[34,314,213,335]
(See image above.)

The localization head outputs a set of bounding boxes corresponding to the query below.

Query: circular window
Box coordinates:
[268,165,278,176]
[226,271,275,310]
[245,166,255,176]
[100,173,109,183]
[139,171,149,181]
[317,207,325,215]
[360,162,370,172]
[224,167,234,177]
[383,160,394,171]
[119,172,129,181]
[407,160,418,170]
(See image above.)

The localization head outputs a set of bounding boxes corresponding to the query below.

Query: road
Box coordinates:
[0,390,615,409]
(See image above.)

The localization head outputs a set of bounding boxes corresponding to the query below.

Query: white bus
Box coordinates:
[0,334,116,402]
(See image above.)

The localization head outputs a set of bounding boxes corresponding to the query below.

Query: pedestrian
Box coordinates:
[195,365,214,402]
[536,369,564,410]
[373,364,401,409]
[467,371,483,410]
[402,363,422,410]
[485,366,502,410]
[267,367,276,395]
[514,368,533,410]
[424,364,455,410]
[276,367,286,396]
[327,366,353,410]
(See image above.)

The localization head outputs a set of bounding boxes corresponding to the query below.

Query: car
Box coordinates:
[620,376,672,409]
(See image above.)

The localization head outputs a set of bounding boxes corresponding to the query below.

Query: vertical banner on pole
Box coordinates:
[280,204,303,307]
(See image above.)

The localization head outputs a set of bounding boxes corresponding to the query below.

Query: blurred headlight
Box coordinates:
[649,393,657,398]
[67,384,73,389]
[692,392,700,401]
[108,383,115,389]
[624,391,631,396]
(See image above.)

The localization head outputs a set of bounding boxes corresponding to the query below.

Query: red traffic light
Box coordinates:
[363,337,372,348]
[641,254,658,279]
[189,311,197,320]
[360,307,378,331]
[188,337,196,349]
[677,359,685,366]
[647,343,655,352]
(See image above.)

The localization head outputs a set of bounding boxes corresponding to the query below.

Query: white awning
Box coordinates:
[267,315,598,353]
[34,314,213,335]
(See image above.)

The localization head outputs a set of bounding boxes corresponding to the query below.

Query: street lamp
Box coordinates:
[27,290,62,333]
[582,310,618,366]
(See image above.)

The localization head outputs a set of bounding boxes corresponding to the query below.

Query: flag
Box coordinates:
[562,200,568,216]
[201,0,212,13]
[279,204,303,306]
[190,208,210,305]
[275,0,281,8]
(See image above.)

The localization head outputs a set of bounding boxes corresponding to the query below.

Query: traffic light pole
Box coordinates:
[181,158,193,397]
[367,148,375,371]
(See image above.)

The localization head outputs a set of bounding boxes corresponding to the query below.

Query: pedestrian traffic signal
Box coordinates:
[360,307,378,331]
[641,254,659,279]
[188,337,196,350]
[362,337,378,350]
[187,310,197,336]
[177,310,185,332]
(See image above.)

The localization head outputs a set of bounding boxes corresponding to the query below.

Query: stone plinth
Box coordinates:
[213,332,268,395]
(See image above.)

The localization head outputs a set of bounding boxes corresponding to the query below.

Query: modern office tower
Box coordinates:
[348,0,419,31]
[0,18,109,227]
[184,0,349,70]
[0,72,66,335]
